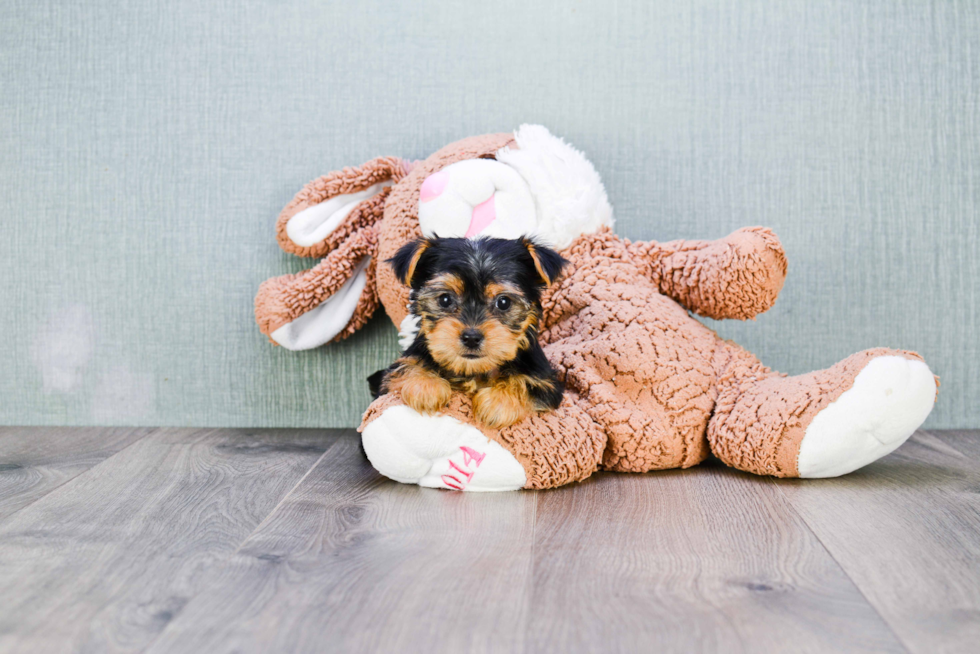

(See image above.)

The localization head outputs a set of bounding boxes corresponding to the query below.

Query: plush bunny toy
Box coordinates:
[255,125,937,491]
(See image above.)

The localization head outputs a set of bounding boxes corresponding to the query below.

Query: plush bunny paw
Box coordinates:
[797,355,937,478]
[360,405,527,491]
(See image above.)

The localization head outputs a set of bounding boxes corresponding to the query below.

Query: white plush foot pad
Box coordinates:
[798,356,937,478]
[361,405,527,491]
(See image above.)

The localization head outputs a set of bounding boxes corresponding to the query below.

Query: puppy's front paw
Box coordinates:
[388,365,452,415]
[473,383,530,429]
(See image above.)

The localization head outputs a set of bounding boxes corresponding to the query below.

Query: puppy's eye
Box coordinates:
[494,296,512,311]
[438,293,454,309]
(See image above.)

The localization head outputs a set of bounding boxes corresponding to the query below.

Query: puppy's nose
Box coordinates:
[460,329,484,350]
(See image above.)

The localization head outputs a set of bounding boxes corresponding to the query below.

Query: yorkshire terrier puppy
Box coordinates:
[370,236,567,429]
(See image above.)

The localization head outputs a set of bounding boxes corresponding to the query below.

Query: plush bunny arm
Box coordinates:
[276,156,408,258]
[626,227,788,320]
[256,224,379,349]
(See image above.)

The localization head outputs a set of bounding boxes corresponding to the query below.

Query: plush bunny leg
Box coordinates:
[626,227,788,320]
[359,391,606,491]
[359,399,527,492]
[255,225,378,349]
[276,156,408,258]
[707,344,937,478]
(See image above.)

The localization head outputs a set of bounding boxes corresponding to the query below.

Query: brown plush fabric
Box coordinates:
[255,224,379,342]
[275,156,406,258]
[625,226,788,320]
[515,229,925,483]
[538,228,721,472]
[707,346,926,477]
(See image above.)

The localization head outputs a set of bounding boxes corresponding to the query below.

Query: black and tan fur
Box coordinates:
[368,236,567,429]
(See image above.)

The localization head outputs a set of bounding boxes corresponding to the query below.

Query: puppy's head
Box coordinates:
[389,236,566,375]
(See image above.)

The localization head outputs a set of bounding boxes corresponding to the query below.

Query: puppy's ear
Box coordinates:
[522,238,567,286]
[388,238,430,286]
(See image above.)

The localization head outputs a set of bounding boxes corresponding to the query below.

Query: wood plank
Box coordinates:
[0,426,151,521]
[146,436,537,654]
[7,428,973,653]
[776,430,980,654]
[526,463,905,653]
[0,427,339,654]
[932,429,980,459]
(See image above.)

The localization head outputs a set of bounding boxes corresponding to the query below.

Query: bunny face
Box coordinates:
[376,133,520,333]
[417,159,538,241]
[377,127,615,332]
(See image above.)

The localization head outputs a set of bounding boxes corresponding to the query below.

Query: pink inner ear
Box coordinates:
[465,195,496,238]
[420,171,449,203]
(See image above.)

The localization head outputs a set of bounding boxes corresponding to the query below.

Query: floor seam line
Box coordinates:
[767,478,914,654]
[521,490,538,654]
[0,426,159,525]
[231,430,353,556]
[133,428,351,654]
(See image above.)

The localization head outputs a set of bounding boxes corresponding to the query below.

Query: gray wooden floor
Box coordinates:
[0,428,977,654]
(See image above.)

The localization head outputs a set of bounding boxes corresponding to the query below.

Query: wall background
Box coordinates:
[2,0,977,428]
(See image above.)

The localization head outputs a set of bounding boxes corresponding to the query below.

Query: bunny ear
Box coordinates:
[276,156,410,258]
[256,225,380,350]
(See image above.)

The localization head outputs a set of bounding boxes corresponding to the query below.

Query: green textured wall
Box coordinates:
[2,0,977,428]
